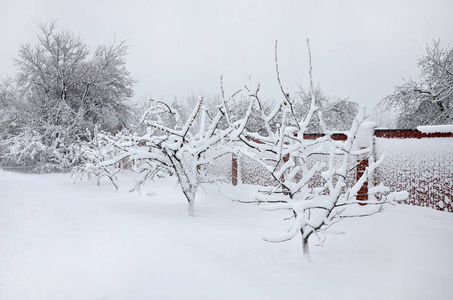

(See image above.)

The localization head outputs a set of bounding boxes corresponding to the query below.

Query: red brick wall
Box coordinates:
[375,129,453,139]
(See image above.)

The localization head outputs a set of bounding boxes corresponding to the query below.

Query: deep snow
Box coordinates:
[1,170,453,300]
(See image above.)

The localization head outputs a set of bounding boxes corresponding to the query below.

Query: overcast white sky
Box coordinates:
[2,0,453,109]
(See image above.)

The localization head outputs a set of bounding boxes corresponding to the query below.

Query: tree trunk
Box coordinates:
[188,199,195,217]
[169,155,197,217]
[180,186,196,217]
[301,229,311,261]
[302,238,311,260]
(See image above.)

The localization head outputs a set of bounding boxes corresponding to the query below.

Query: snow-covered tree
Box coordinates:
[0,21,134,171]
[15,21,134,134]
[98,97,253,216]
[375,40,452,128]
[235,40,407,259]
[0,78,25,142]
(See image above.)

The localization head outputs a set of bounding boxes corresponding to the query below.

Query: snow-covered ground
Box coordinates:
[1,170,453,300]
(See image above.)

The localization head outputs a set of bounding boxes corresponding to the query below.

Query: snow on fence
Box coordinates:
[374,128,453,212]
[212,126,453,212]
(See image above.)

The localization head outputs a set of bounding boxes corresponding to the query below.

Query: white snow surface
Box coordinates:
[417,124,453,133]
[1,170,453,300]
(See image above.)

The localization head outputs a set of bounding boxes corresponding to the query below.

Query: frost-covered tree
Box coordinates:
[14,21,134,134]
[0,21,134,171]
[295,86,359,132]
[0,78,25,140]
[235,40,407,259]
[376,40,452,128]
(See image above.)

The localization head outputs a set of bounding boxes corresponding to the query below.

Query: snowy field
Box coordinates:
[1,170,453,300]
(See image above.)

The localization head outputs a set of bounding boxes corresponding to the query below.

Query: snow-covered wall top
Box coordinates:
[417,124,453,133]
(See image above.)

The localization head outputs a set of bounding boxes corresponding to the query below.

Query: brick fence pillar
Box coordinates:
[355,122,377,203]
[356,154,369,202]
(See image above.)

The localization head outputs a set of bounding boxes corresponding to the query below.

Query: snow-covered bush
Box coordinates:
[1,127,81,172]
[72,130,121,189]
